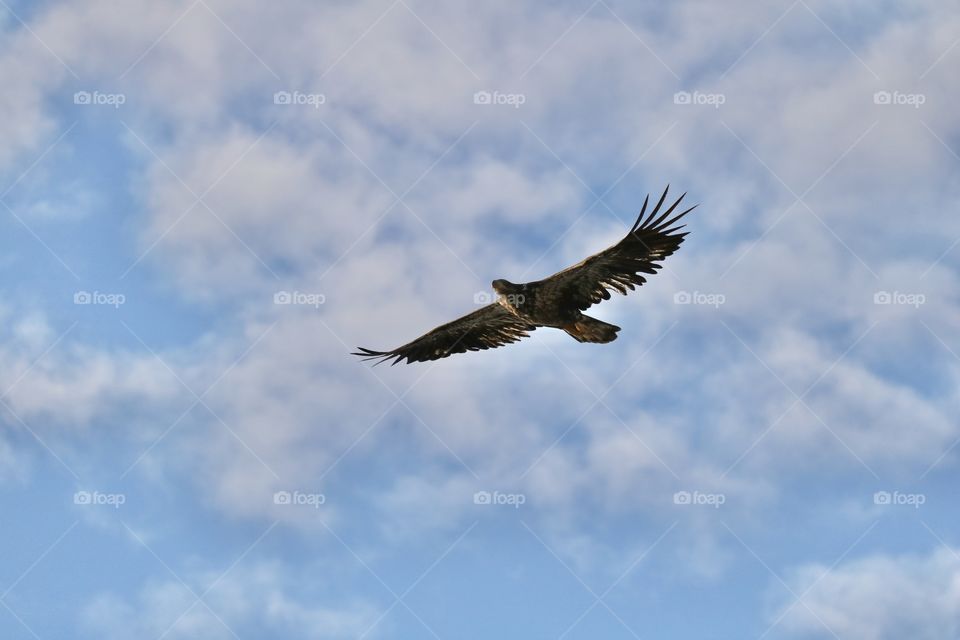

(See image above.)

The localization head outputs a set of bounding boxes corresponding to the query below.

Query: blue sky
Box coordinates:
[1,0,959,638]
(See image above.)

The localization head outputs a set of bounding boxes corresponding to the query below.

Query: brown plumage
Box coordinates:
[353,186,695,365]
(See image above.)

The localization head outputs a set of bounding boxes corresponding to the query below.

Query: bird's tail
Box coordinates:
[563,316,620,343]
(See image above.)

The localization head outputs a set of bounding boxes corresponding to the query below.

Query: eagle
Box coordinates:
[353,186,695,365]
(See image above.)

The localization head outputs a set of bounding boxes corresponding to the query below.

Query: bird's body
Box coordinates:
[491,280,575,326]
[491,279,620,342]
[354,186,695,365]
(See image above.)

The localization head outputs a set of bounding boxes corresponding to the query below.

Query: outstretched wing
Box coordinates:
[530,186,695,311]
[352,303,537,365]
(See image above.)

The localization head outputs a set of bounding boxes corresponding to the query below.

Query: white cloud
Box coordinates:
[0,31,60,174]
[775,546,960,639]
[81,561,378,640]
[0,311,182,428]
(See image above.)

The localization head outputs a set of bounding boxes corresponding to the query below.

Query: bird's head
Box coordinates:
[491,279,516,294]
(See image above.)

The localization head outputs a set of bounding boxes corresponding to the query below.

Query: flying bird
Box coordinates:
[354,186,695,365]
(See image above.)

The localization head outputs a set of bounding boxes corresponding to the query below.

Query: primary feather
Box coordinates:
[352,304,536,365]
[528,186,695,311]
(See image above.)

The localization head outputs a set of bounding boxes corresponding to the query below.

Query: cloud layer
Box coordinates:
[0,0,958,638]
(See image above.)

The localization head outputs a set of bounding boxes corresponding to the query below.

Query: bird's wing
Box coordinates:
[529,186,695,311]
[352,303,537,365]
